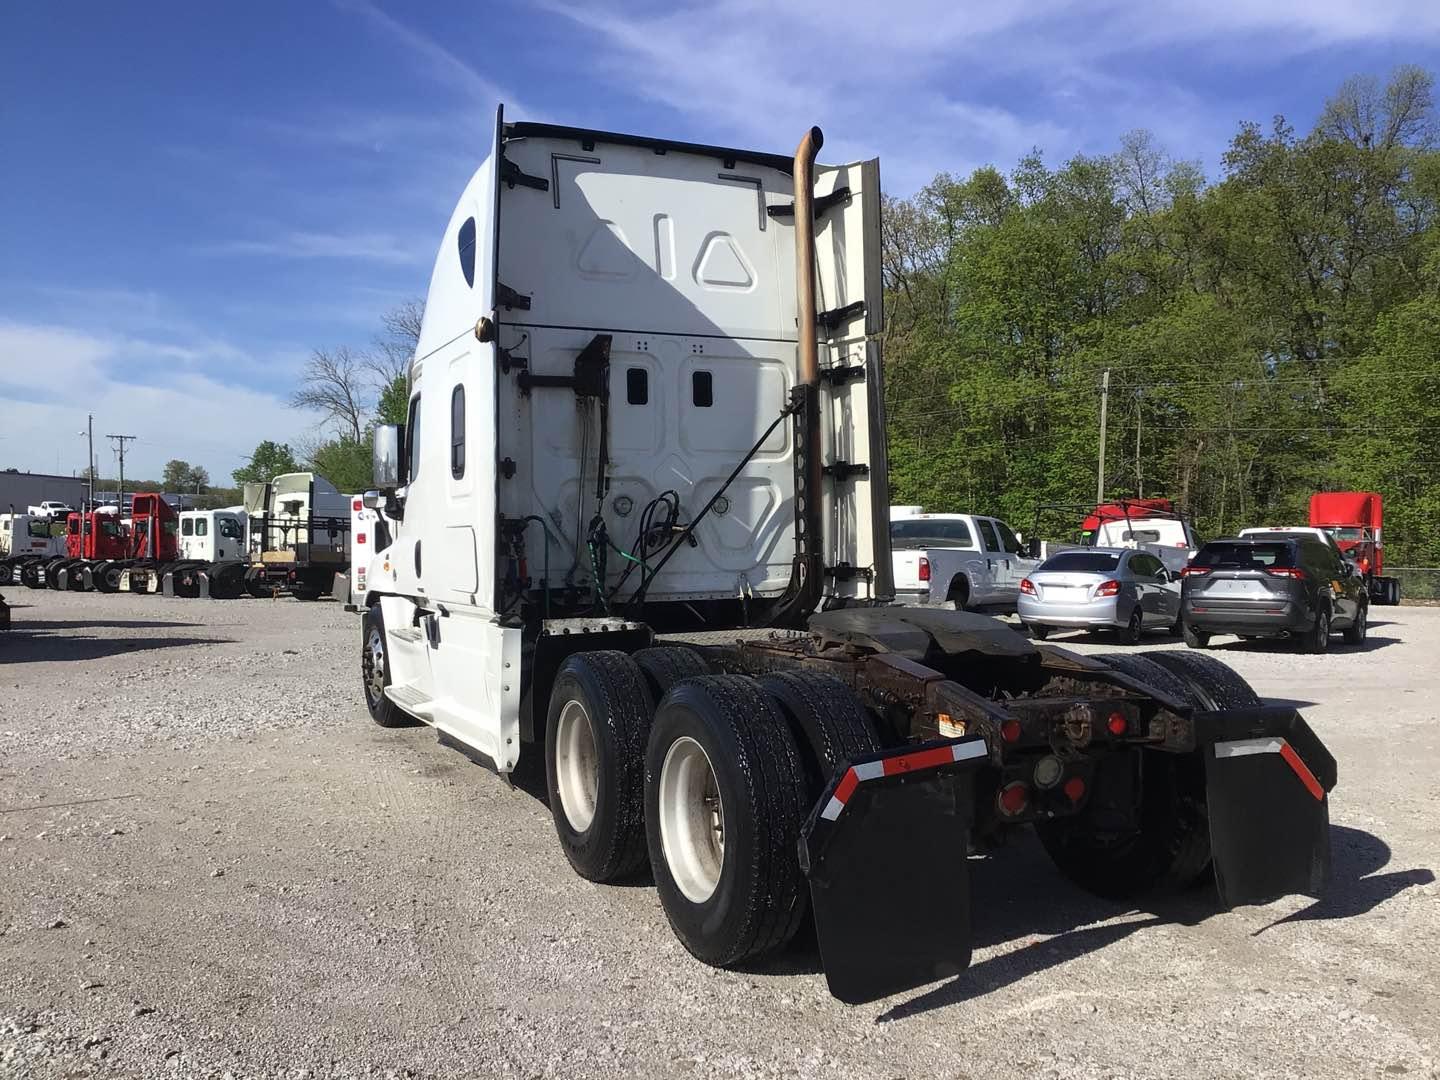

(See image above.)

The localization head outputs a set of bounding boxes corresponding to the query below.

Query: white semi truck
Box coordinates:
[243,473,350,599]
[357,109,1337,1004]
[0,512,66,584]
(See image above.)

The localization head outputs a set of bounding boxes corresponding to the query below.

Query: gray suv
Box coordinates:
[1181,536,1368,652]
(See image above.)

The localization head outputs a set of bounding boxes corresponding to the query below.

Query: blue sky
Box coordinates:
[3,1,1438,484]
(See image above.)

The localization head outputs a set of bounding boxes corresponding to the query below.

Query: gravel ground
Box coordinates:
[1,590,1437,1080]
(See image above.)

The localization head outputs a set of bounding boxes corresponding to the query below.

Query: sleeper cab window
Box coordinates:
[626,367,648,405]
[692,370,713,407]
[181,517,193,536]
[458,217,476,288]
[451,384,466,479]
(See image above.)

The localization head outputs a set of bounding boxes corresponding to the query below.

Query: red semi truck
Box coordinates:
[1309,491,1400,605]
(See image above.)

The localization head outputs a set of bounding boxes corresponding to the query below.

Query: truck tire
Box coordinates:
[20,561,43,589]
[546,651,655,883]
[361,606,416,729]
[646,675,808,967]
[756,670,883,800]
[94,562,125,593]
[1095,653,1197,709]
[1300,604,1331,654]
[0,563,12,586]
[633,646,709,701]
[1036,750,1211,898]
[1342,600,1368,645]
[1181,619,1209,649]
[290,585,321,601]
[1142,651,1263,712]
[948,577,970,611]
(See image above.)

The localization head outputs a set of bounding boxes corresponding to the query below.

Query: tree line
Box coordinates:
[881,66,1440,565]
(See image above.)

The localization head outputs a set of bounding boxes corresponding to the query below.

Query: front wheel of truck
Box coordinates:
[1036,750,1211,899]
[361,606,416,729]
[646,676,808,968]
[545,651,654,883]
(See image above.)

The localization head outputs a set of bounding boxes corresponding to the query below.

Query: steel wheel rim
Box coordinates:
[1317,611,1329,650]
[364,626,387,704]
[658,736,725,904]
[555,699,599,832]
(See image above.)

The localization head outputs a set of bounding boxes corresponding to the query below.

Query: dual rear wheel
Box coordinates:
[542,651,882,968]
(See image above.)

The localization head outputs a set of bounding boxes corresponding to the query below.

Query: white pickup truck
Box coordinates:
[27,501,76,520]
[890,507,1039,611]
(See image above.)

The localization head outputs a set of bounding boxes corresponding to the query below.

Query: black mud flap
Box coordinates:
[1200,707,1336,908]
[799,737,988,1005]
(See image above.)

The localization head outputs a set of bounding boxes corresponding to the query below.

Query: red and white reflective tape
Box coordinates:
[819,740,988,821]
[1215,736,1325,802]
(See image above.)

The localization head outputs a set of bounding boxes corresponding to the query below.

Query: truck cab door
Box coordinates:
[973,518,1005,604]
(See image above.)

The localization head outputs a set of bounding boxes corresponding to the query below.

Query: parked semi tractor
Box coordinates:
[28,507,128,589]
[243,473,350,599]
[1309,491,1399,605]
[356,111,1335,1004]
[0,513,65,585]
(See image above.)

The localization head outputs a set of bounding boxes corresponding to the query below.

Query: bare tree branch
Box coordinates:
[290,346,366,442]
[364,298,425,388]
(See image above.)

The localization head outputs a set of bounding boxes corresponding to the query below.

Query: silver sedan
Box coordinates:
[1017,547,1181,643]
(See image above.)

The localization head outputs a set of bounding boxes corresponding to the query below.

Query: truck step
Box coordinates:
[384,683,434,718]
[389,626,423,643]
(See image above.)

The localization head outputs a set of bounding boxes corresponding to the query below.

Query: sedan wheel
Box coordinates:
[1120,609,1144,645]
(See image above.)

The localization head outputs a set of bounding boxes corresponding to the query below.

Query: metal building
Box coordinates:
[0,470,88,515]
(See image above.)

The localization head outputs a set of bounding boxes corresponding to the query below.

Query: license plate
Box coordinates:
[1044,586,1086,602]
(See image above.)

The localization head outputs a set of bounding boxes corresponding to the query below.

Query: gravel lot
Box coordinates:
[2,590,1438,1079]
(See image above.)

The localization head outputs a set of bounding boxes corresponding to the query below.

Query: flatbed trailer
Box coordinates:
[242,473,350,600]
[355,111,1336,1004]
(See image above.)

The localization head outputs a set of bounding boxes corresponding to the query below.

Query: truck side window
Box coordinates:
[219,518,242,540]
[407,395,421,483]
[692,370,713,407]
[994,520,1024,556]
[450,384,466,479]
[458,217,476,288]
[626,368,648,405]
[977,518,1000,552]
[181,518,194,536]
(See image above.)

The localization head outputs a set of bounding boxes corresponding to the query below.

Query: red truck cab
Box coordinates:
[1309,491,1399,605]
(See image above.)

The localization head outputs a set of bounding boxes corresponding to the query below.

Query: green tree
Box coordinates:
[309,435,374,495]
[232,441,301,487]
[162,459,191,490]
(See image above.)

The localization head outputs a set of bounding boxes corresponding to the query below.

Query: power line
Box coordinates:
[105,434,137,512]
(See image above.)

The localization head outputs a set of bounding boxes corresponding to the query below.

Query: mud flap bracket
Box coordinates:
[799,737,988,1004]
[1200,707,1335,908]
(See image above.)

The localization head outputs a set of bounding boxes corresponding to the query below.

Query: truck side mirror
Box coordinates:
[1025,537,1041,560]
[373,424,403,490]
[362,491,383,511]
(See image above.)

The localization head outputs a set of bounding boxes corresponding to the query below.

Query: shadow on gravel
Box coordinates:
[1,631,232,662]
[14,619,203,630]
[1265,697,1319,709]
[871,824,1429,1021]
[1207,635,1401,654]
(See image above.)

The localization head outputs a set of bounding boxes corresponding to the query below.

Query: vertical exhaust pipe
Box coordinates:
[794,126,823,387]
[793,127,825,587]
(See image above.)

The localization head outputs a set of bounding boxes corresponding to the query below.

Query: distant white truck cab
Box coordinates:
[27,501,76,520]
[890,508,1039,612]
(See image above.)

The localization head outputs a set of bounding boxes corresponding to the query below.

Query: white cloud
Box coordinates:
[198,229,424,265]
[0,320,321,484]
[535,0,1440,191]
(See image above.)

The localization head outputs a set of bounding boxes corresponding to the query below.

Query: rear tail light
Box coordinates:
[1106,711,1128,736]
[997,782,1029,816]
[918,557,930,582]
[1019,577,1035,595]
[357,534,367,544]
[1001,718,1023,743]
[352,499,363,511]
[1265,567,1307,579]
[1096,579,1120,596]
[1180,566,1210,577]
[1063,776,1087,803]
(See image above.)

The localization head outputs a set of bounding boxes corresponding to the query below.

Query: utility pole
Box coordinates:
[1096,369,1111,506]
[86,415,94,508]
[106,434,137,515]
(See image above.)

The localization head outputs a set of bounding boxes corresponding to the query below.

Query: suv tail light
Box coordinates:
[1019,577,1035,595]
[1180,566,1210,577]
[1096,579,1120,596]
[918,557,930,582]
[1265,567,1307,580]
